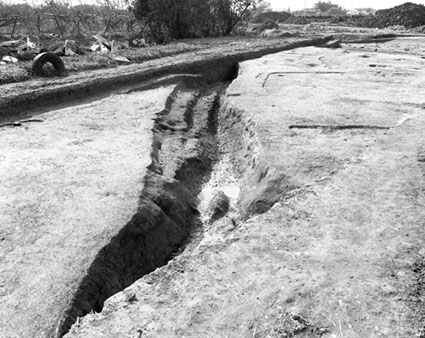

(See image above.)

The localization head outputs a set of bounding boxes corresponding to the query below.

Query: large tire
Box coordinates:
[32,52,66,76]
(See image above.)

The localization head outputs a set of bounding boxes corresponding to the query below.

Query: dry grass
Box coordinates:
[0,62,31,84]
[0,35,295,85]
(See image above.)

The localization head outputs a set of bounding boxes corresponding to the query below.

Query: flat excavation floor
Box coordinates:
[65,37,425,338]
[0,86,175,338]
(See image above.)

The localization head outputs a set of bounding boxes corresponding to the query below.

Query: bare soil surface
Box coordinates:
[64,37,425,338]
[2,34,425,338]
[0,86,175,338]
[0,28,411,118]
[1,36,324,119]
[0,26,404,86]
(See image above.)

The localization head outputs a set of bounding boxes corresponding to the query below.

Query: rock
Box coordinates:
[319,39,341,48]
[1,55,18,63]
[26,36,39,53]
[64,39,77,56]
[207,190,230,223]
[109,55,131,64]
[90,42,109,54]
[92,34,111,49]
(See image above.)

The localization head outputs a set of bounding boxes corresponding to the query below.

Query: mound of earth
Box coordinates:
[251,11,291,23]
[284,16,311,25]
[361,2,425,28]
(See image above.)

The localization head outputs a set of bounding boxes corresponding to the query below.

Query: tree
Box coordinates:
[314,1,338,12]
[223,0,258,35]
[252,1,271,17]
[95,0,132,34]
[132,0,261,42]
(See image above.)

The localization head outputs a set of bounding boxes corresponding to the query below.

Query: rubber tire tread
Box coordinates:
[32,52,66,76]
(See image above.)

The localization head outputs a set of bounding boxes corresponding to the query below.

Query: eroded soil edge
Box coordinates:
[56,60,294,337]
[55,76,227,337]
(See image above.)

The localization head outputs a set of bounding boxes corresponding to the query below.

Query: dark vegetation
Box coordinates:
[0,0,263,44]
[0,0,135,38]
[250,1,346,26]
[314,0,345,14]
[132,0,261,43]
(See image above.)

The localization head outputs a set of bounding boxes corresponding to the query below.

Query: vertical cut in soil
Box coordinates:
[55,77,229,338]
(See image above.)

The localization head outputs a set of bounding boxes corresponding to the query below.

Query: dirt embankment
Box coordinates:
[0,36,334,121]
[361,2,425,28]
[220,106,296,220]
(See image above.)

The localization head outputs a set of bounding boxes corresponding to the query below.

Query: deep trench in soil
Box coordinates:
[56,62,293,338]
[55,72,234,337]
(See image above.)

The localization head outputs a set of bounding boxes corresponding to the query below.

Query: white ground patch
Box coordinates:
[0,86,175,338]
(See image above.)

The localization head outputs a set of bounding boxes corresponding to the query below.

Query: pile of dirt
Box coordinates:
[361,2,425,28]
[251,11,291,23]
[284,16,311,25]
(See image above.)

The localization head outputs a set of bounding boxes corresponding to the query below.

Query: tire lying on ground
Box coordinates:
[32,52,66,76]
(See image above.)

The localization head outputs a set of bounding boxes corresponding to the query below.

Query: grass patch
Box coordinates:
[0,62,31,84]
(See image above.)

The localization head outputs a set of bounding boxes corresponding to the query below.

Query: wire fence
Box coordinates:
[0,6,137,38]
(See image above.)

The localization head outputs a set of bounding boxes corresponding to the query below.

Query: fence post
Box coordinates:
[11,17,17,37]
[37,14,42,35]
[53,14,64,37]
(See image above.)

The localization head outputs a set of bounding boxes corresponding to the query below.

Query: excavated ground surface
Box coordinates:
[0,85,176,338]
[0,36,332,119]
[0,30,414,118]
[1,36,343,338]
[344,36,425,55]
[63,37,425,338]
[0,61,240,338]
[3,35,425,338]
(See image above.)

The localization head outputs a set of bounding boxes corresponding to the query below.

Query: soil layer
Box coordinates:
[65,37,425,338]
